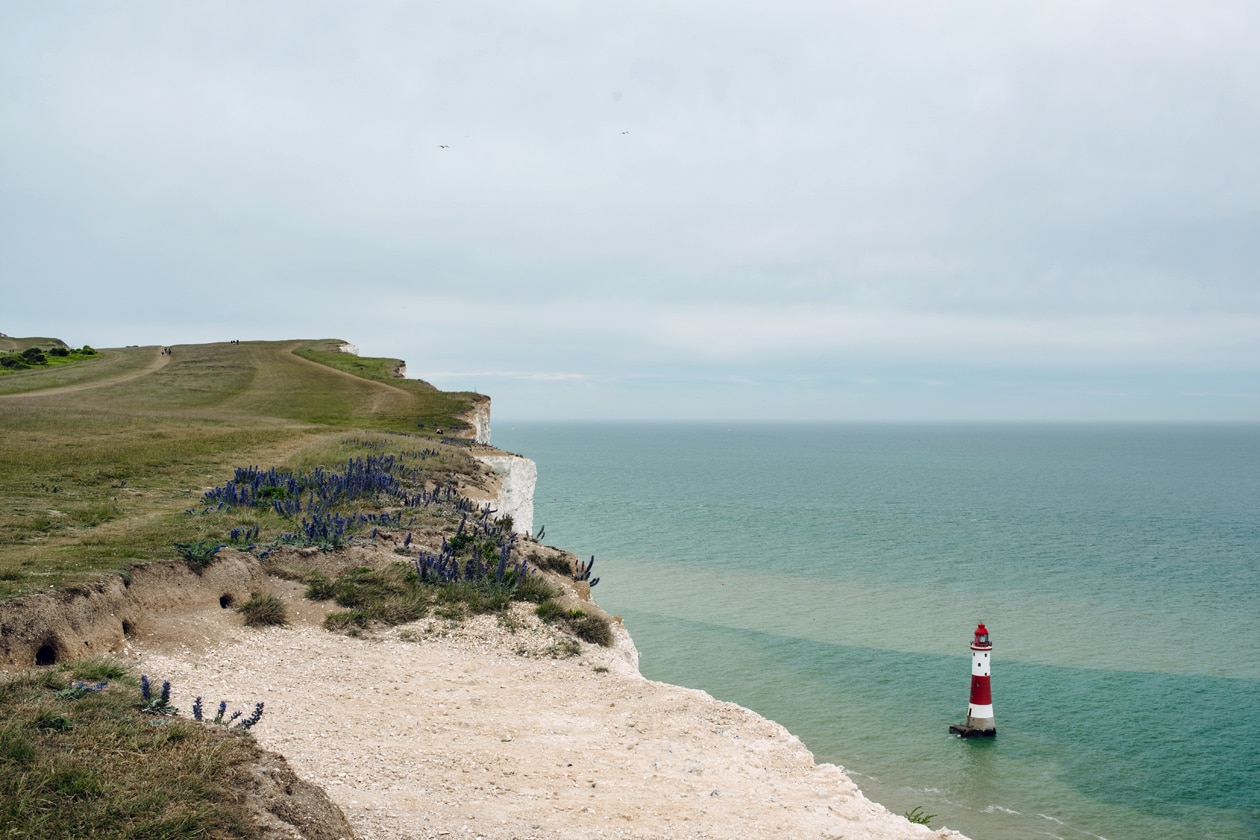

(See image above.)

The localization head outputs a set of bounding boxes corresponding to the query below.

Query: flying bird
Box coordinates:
[439,144,450,149]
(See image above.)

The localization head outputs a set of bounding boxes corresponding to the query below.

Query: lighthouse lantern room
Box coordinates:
[950,622,997,738]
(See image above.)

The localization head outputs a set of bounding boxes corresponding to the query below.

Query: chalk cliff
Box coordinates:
[461,398,533,534]
[476,452,537,536]
[463,399,491,444]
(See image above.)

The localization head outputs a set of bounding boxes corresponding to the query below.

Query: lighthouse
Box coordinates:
[949,622,996,738]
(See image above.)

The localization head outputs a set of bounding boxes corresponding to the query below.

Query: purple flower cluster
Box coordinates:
[191,448,474,550]
[238,702,265,730]
[192,695,265,729]
[414,510,531,588]
[574,555,600,588]
[139,675,176,715]
[228,525,260,544]
[199,455,463,520]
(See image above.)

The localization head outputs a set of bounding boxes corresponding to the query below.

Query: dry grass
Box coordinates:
[0,659,264,839]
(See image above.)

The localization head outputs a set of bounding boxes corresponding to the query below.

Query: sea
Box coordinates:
[489,422,1260,840]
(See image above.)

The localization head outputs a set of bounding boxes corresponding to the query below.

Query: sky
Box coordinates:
[2,2,1258,422]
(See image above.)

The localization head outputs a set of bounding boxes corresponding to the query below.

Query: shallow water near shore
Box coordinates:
[492,422,1260,840]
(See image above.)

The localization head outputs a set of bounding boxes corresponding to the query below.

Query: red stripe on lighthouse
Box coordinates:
[970,675,992,705]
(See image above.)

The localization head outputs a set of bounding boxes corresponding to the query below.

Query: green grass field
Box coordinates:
[0,337,485,599]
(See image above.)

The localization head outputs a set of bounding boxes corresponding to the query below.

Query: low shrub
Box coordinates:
[514,572,560,603]
[530,553,576,575]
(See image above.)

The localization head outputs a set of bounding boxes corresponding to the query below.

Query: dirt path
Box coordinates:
[283,341,415,414]
[129,583,968,840]
[0,347,169,399]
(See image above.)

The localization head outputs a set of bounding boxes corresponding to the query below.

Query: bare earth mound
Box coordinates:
[127,582,967,840]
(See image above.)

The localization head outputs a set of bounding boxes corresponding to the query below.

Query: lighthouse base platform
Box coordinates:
[949,724,996,738]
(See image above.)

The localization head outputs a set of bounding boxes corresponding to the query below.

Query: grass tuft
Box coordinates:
[905,806,937,826]
[69,658,129,682]
[566,610,615,646]
[236,593,289,627]
[534,601,615,647]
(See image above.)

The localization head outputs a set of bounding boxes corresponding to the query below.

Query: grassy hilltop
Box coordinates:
[0,337,486,599]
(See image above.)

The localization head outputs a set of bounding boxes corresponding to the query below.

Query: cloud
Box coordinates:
[383,294,1260,371]
[1,1,1257,420]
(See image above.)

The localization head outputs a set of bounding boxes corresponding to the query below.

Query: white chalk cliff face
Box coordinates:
[476,454,536,536]
[465,401,491,445]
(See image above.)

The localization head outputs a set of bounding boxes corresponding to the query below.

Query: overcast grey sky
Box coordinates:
[2,2,1257,421]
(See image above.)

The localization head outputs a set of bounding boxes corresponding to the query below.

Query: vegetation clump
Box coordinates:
[0,659,269,839]
[313,563,431,630]
[535,601,615,647]
[185,439,612,646]
[236,593,289,627]
[275,497,612,646]
[188,448,473,555]
[192,695,266,730]
[528,548,601,588]
[905,806,937,826]
[138,674,177,715]
[304,532,568,636]
[174,539,223,571]
[0,343,97,371]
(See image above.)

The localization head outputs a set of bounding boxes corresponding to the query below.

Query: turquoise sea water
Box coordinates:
[491,423,1260,840]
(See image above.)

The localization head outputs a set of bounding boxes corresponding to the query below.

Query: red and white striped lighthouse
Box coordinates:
[950,622,996,738]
